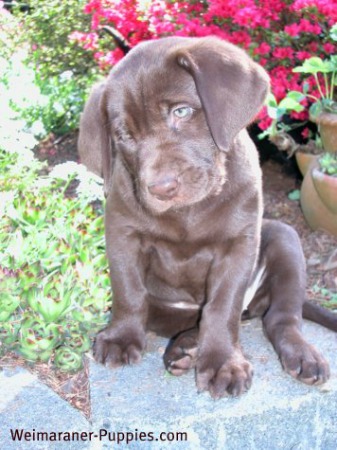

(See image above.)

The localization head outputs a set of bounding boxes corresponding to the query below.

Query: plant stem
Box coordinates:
[323,73,329,100]
[306,94,320,102]
[330,71,336,100]
[314,73,326,99]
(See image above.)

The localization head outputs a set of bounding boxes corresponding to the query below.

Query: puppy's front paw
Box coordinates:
[280,341,330,385]
[196,350,253,399]
[93,326,145,368]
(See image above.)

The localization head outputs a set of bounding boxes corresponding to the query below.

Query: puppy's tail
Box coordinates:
[303,300,337,332]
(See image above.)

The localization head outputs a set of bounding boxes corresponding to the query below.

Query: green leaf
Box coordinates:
[293,57,332,74]
[265,93,278,108]
[66,332,91,352]
[303,82,310,94]
[0,296,20,322]
[266,105,279,120]
[286,91,306,102]
[309,101,324,119]
[19,319,60,362]
[54,346,83,372]
[288,190,301,201]
[278,97,304,113]
[0,322,20,346]
[330,24,337,42]
[330,55,337,71]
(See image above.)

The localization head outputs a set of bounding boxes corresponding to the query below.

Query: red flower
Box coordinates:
[253,42,271,56]
[72,0,337,132]
[272,47,294,60]
[323,42,336,54]
[301,127,311,139]
[296,51,312,60]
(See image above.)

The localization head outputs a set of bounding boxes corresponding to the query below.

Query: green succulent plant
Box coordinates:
[0,149,111,372]
[54,346,83,372]
[19,318,61,362]
[319,152,337,176]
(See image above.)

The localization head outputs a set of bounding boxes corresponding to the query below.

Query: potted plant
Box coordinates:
[260,91,322,176]
[300,152,337,235]
[261,46,337,235]
[292,55,337,153]
[289,54,337,235]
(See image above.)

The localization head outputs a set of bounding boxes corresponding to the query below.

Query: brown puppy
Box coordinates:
[78,36,337,399]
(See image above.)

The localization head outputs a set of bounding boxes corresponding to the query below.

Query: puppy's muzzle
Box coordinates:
[147,175,179,200]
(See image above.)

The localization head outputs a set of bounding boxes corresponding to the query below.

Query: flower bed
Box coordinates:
[71,0,337,131]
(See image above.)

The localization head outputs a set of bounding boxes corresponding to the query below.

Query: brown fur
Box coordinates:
[78,36,336,398]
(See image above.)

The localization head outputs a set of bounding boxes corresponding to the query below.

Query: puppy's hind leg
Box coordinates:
[255,220,330,385]
[164,328,198,376]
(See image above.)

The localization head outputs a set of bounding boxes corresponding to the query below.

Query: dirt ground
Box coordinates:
[262,157,337,299]
[2,131,337,419]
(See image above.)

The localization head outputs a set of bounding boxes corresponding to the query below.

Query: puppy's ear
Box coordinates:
[78,82,113,196]
[176,38,270,151]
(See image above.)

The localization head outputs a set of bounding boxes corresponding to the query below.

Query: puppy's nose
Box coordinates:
[148,176,179,200]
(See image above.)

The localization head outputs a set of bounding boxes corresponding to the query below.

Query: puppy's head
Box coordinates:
[78,37,269,214]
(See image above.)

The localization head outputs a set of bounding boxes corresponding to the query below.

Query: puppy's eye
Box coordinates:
[173,106,194,120]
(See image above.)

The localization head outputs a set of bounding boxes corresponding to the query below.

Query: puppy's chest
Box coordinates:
[143,240,213,305]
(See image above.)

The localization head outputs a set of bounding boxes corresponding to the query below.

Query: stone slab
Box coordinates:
[0,366,90,450]
[89,319,337,449]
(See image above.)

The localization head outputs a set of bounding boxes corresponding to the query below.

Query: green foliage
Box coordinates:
[10,70,95,137]
[12,0,97,83]
[293,55,337,118]
[330,24,337,42]
[319,152,337,176]
[259,92,307,140]
[0,1,101,138]
[312,285,337,309]
[287,189,301,201]
[0,148,111,370]
[0,3,21,60]
[261,53,337,142]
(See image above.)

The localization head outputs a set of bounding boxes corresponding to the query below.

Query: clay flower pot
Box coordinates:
[300,159,337,236]
[295,152,318,177]
[312,167,337,214]
[312,111,337,153]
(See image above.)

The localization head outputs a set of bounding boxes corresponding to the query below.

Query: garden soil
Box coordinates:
[1,131,336,419]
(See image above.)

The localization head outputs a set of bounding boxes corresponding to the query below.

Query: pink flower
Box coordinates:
[296,51,312,60]
[272,47,294,60]
[258,58,268,66]
[258,115,273,131]
[307,41,319,53]
[290,110,309,121]
[301,127,310,139]
[74,0,337,132]
[284,23,301,37]
[254,42,271,56]
[323,42,336,54]
[285,19,322,36]
[229,31,251,49]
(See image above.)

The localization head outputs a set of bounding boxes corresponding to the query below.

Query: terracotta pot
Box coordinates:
[312,167,337,214]
[313,111,337,153]
[295,152,318,177]
[300,159,337,235]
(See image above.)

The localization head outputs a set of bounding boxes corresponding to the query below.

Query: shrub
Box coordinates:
[0,1,102,137]
[11,0,98,83]
[10,69,95,137]
[72,0,337,128]
[0,1,22,60]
